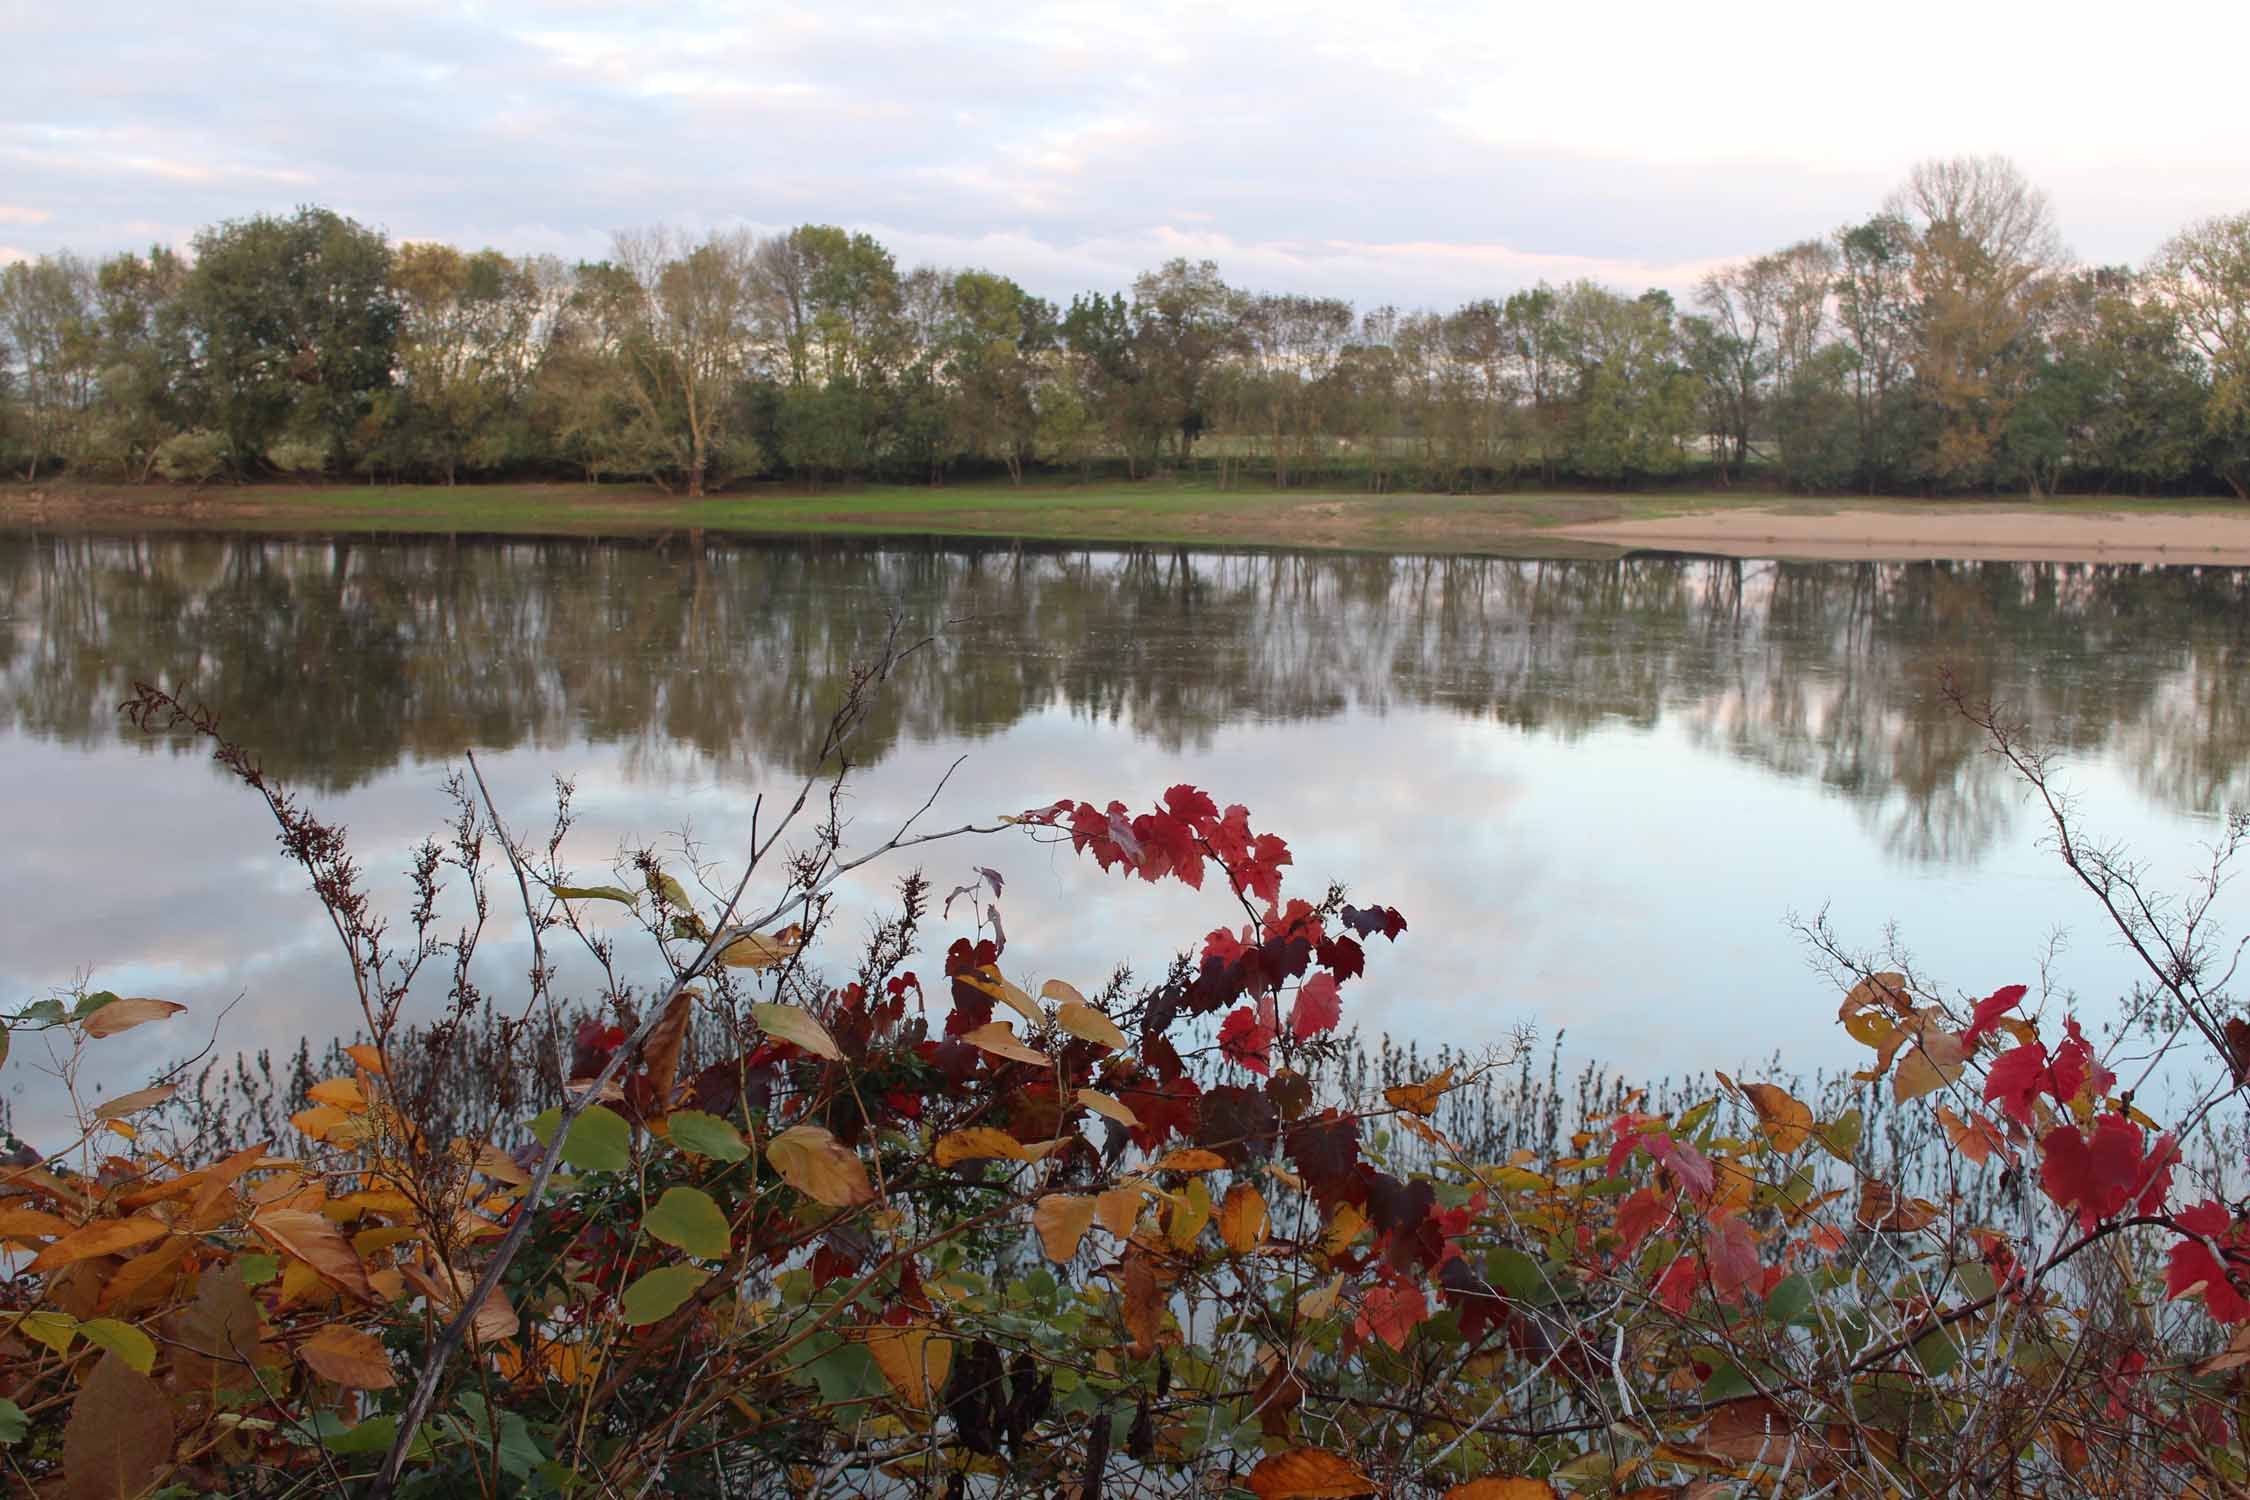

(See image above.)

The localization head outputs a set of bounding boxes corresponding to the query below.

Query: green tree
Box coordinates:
[382,245,550,483]
[611,227,764,496]
[2149,212,2250,499]
[0,254,99,479]
[1129,258,1243,465]
[174,207,399,472]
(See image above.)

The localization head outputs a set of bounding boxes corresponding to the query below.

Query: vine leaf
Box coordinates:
[1245,1446,1379,1499]
[298,1325,397,1389]
[1033,1195,1097,1262]
[959,1020,1050,1066]
[643,1187,733,1260]
[620,1266,708,1327]
[752,1003,843,1061]
[765,1124,873,1207]
[62,1351,173,1500]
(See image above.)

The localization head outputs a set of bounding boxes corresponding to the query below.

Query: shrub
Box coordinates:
[151,427,228,484]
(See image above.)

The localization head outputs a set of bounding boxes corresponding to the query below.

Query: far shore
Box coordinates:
[5,479,2250,564]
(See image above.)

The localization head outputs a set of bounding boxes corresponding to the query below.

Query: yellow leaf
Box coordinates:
[13,1310,78,1355]
[306,1077,367,1111]
[93,1084,178,1121]
[959,1021,1050,1067]
[959,966,1040,1023]
[1077,1088,1141,1127]
[1737,1082,1813,1154]
[1219,1182,1268,1254]
[297,1324,397,1389]
[1300,1274,1344,1321]
[1167,1177,1213,1250]
[720,929,803,970]
[344,1043,387,1075]
[933,1128,1032,1167]
[25,1215,168,1274]
[765,1124,873,1207]
[1039,978,1089,1005]
[80,997,186,1038]
[1056,1001,1127,1051]
[864,1324,952,1409]
[752,1003,843,1061]
[1323,1203,1368,1258]
[1033,1195,1097,1262]
[1152,1147,1227,1174]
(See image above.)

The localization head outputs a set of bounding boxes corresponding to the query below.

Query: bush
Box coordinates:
[266,435,330,478]
[151,427,228,484]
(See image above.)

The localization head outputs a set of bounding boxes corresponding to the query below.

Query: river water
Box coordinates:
[3,530,2247,1136]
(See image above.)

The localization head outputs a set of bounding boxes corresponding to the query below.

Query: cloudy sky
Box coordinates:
[6,0,2248,306]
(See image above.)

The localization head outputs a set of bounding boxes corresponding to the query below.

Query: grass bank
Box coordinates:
[5,477,2249,561]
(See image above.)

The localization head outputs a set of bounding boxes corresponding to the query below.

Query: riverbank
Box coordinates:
[6,479,2249,561]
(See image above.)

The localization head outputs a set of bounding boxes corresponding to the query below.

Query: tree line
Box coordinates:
[5,154,2250,498]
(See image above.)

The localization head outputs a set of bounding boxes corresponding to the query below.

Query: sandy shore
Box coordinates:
[1559,506,2250,565]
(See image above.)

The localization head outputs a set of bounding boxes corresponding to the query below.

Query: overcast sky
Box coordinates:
[7,0,2249,306]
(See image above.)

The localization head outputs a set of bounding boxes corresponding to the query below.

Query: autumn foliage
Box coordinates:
[4,680,2250,1498]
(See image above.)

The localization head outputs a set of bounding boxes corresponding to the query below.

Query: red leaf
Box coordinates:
[1962,983,2028,1048]
[2039,1115,2150,1230]
[1356,1278,1429,1351]
[1654,1253,1699,1313]
[1163,784,1218,828]
[1317,934,1365,982]
[1646,1134,1716,1202]
[1616,1188,1670,1254]
[1983,1041,2049,1128]
[2167,1236,2250,1323]
[1290,974,1342,1039]
[1706,1217,1761,1303]
[2049,1019,2113,1106]
[1218,1006,1275,1076]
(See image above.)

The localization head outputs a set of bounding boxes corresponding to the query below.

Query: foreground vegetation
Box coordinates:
[3,641,2250,1497]
[8,157,2250,503]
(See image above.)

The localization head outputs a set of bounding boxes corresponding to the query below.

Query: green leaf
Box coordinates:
[78,1318,157,1374]
[1764,1273,1815,1327]
[237,1254,280,1287]
[1818,1108,1864,1165]
[316,1413,403,1456]
[798,1333,886,1405]
[1485,1246,1559,1304]
[72,990,123,1021]
[646,869,695,911]
[0,1398,25,1445]
[643,1187,731,1261]
[620,1266,708,1327]
[1911,1326,1966,1378]
[17,999,65,1027]
[665,1109,748,1162]
[531,1105,632,1172]
[549,884,638,906]
[1698,1359,1759,1403]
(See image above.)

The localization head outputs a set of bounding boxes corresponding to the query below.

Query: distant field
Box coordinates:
[4,478,2246,560]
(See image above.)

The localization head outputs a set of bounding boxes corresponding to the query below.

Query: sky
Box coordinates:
[6,0,2250,307]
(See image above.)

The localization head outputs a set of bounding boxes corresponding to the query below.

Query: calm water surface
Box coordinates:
[4,531,2248,1135]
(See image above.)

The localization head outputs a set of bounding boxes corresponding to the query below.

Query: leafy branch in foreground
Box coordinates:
[1,664,2249,1497]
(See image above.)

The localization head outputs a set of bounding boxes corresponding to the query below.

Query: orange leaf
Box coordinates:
[344,1043,387,1075]
[864,1323,953,1408]
[306,1077,367,1111]
[80,997,186,1038]
[1033,1195,1097,1262]
[1384,1067,1456,1118]
[0,1206,72,1238]
[297,1324,397,1388]
[1218,1182,1268,1254]
[252,1208,376,1301]
[1151,1147,1227,1173]
[1737,1082,1812,1154]
[1245,1446,1380,1499]
[1855,1181,1939,1234]
[25,1215,168,1274]
[1095,1185,1146,1237]
[1444,1482,1559,1500]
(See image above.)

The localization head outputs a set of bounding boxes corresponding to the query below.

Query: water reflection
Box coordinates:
[5,534,2247,867]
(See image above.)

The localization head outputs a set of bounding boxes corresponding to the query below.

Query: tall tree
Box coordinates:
[384,244,549,483]
[1129,259,1242,464]
[175,206,400,472]
[611,226,763,496]
[2149,212,2250,498]
[0,254,98,479]
[1834,215,1921,489]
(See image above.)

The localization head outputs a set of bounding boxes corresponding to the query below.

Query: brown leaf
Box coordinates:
[1703,1396,1794,1465]
[1855,1181,1939,1234]
[765,1123,874,1207]
[1218,1182,1268,1254]
[1120,1247,1161,1358]
[720,929,803,969]
[0,1205,72,1237]
[1737,1082,1812,1154]
[1443,1483,1558,1500]
[1892,1015,1967,1102]
[1034,1195,1097,1262]
[959,1020,1051,1067]
[62,1351,174,1500]
[173,1262,272,1398]
[1251,1359,1306,1438]
[97,1237,193,1316]
[298,1324,397,1389]
[1245,1447,1380,1499]
[864,1323,952,1408]
[80,997,187,1039]
[639,989,693,1110]
[93,1084,179,1121]
[251,1208,376,1301]
[26,1215,169,1274]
